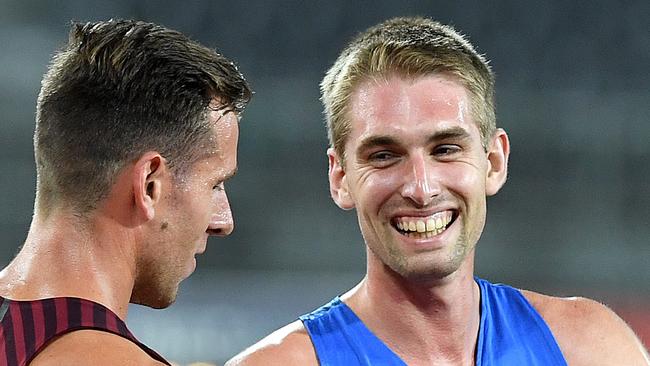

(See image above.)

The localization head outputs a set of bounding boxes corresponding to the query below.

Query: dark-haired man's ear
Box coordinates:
[328,148,355,210]
[485,128,510,196]
[132,152,167,220]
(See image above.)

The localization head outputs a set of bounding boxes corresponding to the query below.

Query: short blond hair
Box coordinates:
[321,17,495,160]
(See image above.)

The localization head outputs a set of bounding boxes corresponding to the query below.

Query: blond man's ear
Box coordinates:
[485,128,510,196]
[327,148,354,210]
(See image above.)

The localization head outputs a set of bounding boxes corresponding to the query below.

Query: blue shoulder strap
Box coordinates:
[300,297,406,366]
[475,277,568,365]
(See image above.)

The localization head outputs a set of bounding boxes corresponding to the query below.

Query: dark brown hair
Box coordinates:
[35,19,252,214]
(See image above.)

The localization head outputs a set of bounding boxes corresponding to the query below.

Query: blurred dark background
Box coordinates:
[1,1,648,363]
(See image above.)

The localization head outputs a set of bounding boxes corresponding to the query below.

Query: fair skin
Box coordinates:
[227,74,649,365]
[0,103,239,365]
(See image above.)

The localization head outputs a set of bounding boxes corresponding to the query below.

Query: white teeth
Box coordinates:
[416,221,426,233]
[435,217,443,229]
[395,211,454,237]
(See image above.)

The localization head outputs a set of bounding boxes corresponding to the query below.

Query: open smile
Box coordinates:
[392,210,457,239]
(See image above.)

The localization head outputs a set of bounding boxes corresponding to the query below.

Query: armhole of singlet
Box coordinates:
[299,297,341,366]
[515,290,568,365]
[77,299,171,365]
[302,296,410,366]
[30,325,172,365]
[25,298,170,366]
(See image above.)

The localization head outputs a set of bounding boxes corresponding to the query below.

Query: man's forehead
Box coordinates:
[351,74,470,118]
[208,108,239,137]
[190,140,238,179]
[349,76,472,133]
[191,108,239,162]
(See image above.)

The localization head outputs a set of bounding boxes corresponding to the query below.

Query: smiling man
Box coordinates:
[0,19,250,365]
[228,17,648,365]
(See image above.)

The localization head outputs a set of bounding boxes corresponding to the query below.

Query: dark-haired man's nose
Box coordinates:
[207,193,234,236]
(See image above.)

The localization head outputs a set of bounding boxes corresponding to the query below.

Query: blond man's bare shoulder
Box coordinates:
[521,290,649,366]
[225,320,318,366]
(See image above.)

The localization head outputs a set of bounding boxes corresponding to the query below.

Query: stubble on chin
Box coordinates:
[131,283,178,309]
[381,229,473,281]
[131,262,180,309]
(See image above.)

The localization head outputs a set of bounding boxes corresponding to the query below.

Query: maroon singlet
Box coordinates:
[0,296,170,366]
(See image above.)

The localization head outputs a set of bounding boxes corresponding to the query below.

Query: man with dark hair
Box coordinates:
[0,19,251,365]
[227,17,649,365]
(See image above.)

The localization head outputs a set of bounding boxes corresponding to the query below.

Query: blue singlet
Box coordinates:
[299,277,567,365]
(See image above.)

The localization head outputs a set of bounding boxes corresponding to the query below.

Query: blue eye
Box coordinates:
[367,150,400,168]
[369,151,396,161]
[433,145,461,156]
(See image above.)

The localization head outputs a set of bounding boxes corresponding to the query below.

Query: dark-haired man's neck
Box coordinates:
[0,207,138,320]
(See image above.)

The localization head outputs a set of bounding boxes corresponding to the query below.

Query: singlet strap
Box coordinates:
[300,297,407,366]
[0,296,170,366]
[0,299,8,322]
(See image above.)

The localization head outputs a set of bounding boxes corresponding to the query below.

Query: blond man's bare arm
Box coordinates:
[523,291,650,366]
[226,320,318,366]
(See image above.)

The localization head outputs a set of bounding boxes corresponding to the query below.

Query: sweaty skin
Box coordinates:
[0,102,240,365]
